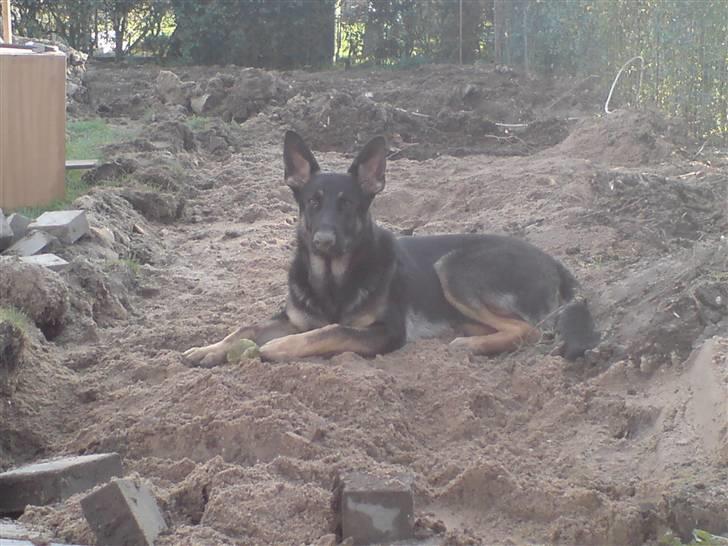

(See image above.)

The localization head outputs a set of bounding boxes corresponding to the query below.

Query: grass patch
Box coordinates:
[12,118,137,217]
[186,115,212,131]
[106,258,141,276]
[660,529,728,546]
[0,306,33,334]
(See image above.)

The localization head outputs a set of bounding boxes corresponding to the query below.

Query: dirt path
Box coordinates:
[4,63,728,546]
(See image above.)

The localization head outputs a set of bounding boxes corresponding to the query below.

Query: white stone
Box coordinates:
[5,231,55,256]
[28,210,89,244]
[19,253,69,271]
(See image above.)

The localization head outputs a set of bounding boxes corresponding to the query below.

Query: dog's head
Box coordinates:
[283,130,387,257]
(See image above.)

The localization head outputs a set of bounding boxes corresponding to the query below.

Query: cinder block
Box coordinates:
[81,478,167,546]
[0,538,86,546]
[4,231,56,256]
[28,210,89,244]
[19,253,69,271]
[0,453,123,514]
[7,213,32,242]
[0,209,13,250]
[339,472,415,545]
[0,519,87,545]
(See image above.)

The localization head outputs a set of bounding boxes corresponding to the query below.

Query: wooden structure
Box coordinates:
[0,46,66,209]
[2,0,11,44]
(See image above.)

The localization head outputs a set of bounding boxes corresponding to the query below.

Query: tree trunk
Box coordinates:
[493,0,505,64]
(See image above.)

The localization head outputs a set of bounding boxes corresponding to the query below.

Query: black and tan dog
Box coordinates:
[183,131,599,366]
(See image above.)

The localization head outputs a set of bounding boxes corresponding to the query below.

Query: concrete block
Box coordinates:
[339,472,414,545]
[7,213,32,241]
[81,478,167,546]
[0,453,123,514]
[0,519,87,545]
[19,253,69,271]
[0,209,13,250]
[0,538,86,546]
[4,230,56,256]
[190,93,210,115]
[28,210,89,244]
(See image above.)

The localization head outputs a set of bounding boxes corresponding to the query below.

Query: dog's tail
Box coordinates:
[555,263,600,361]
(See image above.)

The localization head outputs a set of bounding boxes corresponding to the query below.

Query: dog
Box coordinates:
[183,131,599,366]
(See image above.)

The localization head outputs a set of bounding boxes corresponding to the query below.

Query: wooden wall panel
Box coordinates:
[0,49,66,210]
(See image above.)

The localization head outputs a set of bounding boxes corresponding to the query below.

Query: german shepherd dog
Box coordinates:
[183,131,599,366]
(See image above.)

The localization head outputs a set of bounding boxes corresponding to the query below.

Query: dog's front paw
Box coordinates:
[182,342,228,368]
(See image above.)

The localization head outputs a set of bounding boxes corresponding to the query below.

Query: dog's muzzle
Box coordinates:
[312,230,336,254]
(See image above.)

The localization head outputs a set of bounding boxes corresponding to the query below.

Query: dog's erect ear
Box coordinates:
[284,131,320,189]
[348,136,387,195]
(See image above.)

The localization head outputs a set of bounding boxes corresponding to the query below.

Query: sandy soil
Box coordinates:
[2,62,728,546]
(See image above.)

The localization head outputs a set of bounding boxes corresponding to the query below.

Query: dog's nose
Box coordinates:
[313,230,336,252]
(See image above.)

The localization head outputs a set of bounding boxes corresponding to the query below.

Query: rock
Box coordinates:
[19,253,69,272]
[119,189,185,223]
[81,478,167,546]
[156,70,194,106]
[4,231,56,257]
[190,93,210,115]
[0,453,123,515]
[7,213,32,242]
[28,210,90,244]
[0,209,13,250]
[337,472,415,545]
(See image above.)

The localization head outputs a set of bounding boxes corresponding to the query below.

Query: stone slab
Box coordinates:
[0,519,87,545]
[0,209,13,250]
[340,472,415,545]
[28,210,89,244]
[81,478,167,546]
[0,453,123,514]
[19,253,69,271]
[4,230,55,256]
[7,213,32,241]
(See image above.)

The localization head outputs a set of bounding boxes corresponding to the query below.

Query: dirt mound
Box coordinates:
[553,109,680,166]
[0,259,69,337]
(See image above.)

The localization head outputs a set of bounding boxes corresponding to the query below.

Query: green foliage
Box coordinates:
[107,258,141,276]
[5,0,725,139]
[0,307,33,335]
[659,529,728,545]
[169,0,336,68]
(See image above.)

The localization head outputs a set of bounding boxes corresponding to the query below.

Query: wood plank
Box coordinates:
[1,0,11,44]
[65,159,99,170]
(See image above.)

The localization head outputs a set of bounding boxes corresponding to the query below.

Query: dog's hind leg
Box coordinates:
[435,260,540,356]
[183,312,297,367]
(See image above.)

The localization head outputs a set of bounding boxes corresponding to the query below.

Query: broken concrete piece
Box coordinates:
[5,231,56,256]
[190,93,210,115]
[0,209,13,250]
[28,210,89,244]
[7,213,32,242]
[0,519,86,545]
[81,478,167,546]
[339,472,415,545]
[19,253,69,272]
[0,453,123,514]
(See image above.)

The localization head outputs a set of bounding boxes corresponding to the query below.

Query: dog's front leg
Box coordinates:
[183,313,297,367]
[259,323,394,361]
